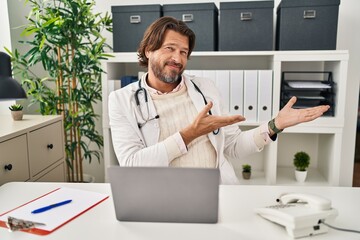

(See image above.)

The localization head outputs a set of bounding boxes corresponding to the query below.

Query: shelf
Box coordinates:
[276,167,329,186]
[282,125,343,134]
[104,50,348,60]
[235,167,330,186]
[101,50,351,186]
[235,171,267,185]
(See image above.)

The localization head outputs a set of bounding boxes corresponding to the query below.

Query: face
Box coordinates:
[146,30,189,84]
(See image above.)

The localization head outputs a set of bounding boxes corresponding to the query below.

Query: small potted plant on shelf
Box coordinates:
[293,151,310,182]
[9,104,24,121]
[242,164,252,180]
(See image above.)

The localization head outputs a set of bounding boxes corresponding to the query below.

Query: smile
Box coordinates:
[165,61,182,70]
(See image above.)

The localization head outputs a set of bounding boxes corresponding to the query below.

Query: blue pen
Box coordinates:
[31,200,72,214]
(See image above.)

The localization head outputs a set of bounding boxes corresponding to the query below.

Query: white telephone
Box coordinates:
[254,193,338,239]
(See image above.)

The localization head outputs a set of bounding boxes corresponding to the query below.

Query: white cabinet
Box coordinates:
[102,51,351,186]
[0,115,66,185]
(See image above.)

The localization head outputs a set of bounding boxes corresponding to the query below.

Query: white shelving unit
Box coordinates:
[101,50,350,186]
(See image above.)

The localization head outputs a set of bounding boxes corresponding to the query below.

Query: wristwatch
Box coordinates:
[268,118,283,134]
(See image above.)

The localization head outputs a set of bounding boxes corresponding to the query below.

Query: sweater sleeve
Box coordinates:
[253,122,275,150]
[163,132,188,161]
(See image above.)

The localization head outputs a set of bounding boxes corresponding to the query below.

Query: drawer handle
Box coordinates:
[182,14,193,22]
[240,12,253,21]
[303,10,316,19]
[130,15,141,24]
[4,164,13,171]
[47,143,54,149]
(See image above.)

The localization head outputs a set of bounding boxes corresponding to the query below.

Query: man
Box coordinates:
[108,16,329,184]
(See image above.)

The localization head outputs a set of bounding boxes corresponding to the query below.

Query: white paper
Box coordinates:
[0,187,108,232]
[287,81,331,89]
[296,96,326,100]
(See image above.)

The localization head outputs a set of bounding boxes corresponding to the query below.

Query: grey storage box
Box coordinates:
[112,5,162,52]
[219,1,274,51]
[276,0,340,50]
[163,3,218,51]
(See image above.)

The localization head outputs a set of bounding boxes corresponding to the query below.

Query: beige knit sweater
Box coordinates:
[151,85,217,168]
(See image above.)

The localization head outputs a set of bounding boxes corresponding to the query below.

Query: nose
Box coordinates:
[170,50,183,62]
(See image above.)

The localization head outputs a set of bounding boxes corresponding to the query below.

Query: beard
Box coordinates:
[150,59,184,84]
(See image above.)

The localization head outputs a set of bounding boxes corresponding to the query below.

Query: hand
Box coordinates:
[274,96,330,130]
[180,101,245,145]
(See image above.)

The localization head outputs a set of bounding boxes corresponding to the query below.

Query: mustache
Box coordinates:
[165,61,183,69]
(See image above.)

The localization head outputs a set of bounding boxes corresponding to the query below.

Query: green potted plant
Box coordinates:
[9,103,24,121]
[7,0,112,182]
[293,151,310,182]
[242,164,252,180]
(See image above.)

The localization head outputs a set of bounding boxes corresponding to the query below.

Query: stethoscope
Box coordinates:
[135,79,220,135]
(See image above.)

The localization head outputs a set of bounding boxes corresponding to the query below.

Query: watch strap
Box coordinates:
[268,118,283,134]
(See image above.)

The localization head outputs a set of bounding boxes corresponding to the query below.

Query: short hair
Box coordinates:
[137,16,196,68]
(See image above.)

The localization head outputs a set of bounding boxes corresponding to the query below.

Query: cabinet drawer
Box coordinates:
[0,135,30,185]
[28,121,64,177]
[34,162,66,182]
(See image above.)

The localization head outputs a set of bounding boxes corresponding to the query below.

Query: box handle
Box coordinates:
[182,14,194,22]
[240,12,252,21]
[303,10,316,19]
[130,15,141,24]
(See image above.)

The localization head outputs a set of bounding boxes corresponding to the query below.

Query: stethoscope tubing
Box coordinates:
[135,78,219,135]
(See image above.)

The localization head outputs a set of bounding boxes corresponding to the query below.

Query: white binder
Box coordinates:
[229,70,244,115]
[215,70,230,113]
[244,70,258,122]
[202,70,216,84]
[188,70,203,78]
[183,70,191,76]
[258,70,273,122]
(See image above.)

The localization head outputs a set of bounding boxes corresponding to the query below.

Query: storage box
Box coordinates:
[219,1,274,51]
[163,3,218,51]
[276,0,340,50]
[112,5,162,52]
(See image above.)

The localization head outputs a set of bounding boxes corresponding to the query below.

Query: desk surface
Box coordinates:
[0,182,359,240]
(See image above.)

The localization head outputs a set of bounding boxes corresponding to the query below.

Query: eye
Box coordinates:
[165,46,174,51]
[181,50,188,56]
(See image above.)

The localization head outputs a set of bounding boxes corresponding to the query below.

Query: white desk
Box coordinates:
[0,182,359,240]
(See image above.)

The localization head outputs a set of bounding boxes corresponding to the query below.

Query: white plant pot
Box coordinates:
[82,174,96,183]
[71,174,96,183]
[11,110,23,121]
[295,170,308,183]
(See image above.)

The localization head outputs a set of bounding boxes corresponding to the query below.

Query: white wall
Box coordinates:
[6,0,360,185]
[0,0,15,114]
[335,1,360,185]
[0,0,12,52]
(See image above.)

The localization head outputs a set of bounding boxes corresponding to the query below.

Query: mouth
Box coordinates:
[165,61,183,71]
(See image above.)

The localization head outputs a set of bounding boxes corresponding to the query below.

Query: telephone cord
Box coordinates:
[320,220,360,234]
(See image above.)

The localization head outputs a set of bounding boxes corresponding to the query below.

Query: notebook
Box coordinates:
[108,166,220,223]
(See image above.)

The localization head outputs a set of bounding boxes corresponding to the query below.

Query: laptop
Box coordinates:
[108,166,220,223]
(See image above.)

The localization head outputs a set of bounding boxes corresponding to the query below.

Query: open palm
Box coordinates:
[275,96,330,130]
